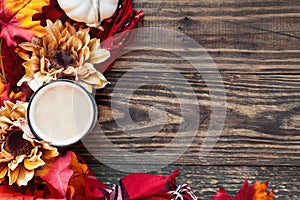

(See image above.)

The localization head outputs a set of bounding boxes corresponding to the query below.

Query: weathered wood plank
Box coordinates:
[81,61,300,166]
[133,0,300,50]
[72,0,300,198]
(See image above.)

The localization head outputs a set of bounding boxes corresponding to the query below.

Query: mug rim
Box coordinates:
[27,79,98,146]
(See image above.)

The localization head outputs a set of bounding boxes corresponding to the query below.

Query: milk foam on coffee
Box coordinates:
[28,80,97,146]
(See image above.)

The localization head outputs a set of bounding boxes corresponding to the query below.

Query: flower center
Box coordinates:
[48,51,77,69]
[4,129,34,157]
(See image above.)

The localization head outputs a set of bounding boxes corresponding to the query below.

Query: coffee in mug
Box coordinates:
[28,80,97,146]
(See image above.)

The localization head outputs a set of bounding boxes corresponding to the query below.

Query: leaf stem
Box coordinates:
[0,39,7,83]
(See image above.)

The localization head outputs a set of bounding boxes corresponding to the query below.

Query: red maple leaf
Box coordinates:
[213,187,233,200]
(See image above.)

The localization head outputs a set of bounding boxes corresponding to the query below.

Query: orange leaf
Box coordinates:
[68,151,88,199]
[0,0,50,46]
[253,181,274,200]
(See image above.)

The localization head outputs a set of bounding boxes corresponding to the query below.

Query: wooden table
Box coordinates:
[73,1,300,199]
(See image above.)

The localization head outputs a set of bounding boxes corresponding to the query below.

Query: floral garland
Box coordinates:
[0,0,274,199]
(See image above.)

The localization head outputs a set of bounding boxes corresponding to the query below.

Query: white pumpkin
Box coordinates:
[57,0,119,28]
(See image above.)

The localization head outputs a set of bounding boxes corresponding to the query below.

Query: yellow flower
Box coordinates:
[17,19,110,92]
[0,101,27,137]
[0,101,58,186]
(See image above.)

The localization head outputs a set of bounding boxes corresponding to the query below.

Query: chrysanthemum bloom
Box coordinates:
[17,20,110,92]
[0,101,58,186]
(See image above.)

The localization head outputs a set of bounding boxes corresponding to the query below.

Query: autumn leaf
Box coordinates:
[84,169,110,199]
[213,187,232,200]
[0,40,31,100]
[213,180,274,200]
[0,0,50,46]
[253,181,274,200]
[32,0,65,26]
[0,29,25,88]
[0,52,27,105]
[66,151,109,199]
[36,151,108,199]
[120,169,179,199]
[37,151,73,198]
[67,151,88,199]
[0,185,34,200]
[233,180,255,200]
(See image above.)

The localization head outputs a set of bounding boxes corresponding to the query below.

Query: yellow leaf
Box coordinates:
[0,0,50,46]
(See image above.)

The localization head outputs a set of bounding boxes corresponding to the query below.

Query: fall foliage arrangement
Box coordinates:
[0,0,274,199]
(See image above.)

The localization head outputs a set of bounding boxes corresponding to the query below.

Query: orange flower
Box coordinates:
[0,101,58,186]
[17,20,110,92]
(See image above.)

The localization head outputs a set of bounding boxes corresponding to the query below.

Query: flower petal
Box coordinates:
[63,67,77,77]
[0,144,14,162]
[81,73,108,89]
[27,78,44,92]
[24,148,45,170]
[8,155,26,171]
[24,55,40,70]
[18,42,40,53]
[0,163,8,179]
[78,46,90,65]
[39,141,59,160]
[66,22,77,35]
[17,74,33,87]
[31,71,54,87]
[88,38,100,51]
[76,28,90,47]
[0,116,14,134]
[47,40,58,52]
[19,121,36,141]
[8,166,19,185]
[67,35,83,52]
[89,49,110,64]
[8,165,34,186]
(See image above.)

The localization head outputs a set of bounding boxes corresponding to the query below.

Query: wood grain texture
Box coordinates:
[71,0,300,199]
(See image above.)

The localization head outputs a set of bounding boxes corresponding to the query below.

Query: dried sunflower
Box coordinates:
[0,101,58,186]
[17,20,110,92]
